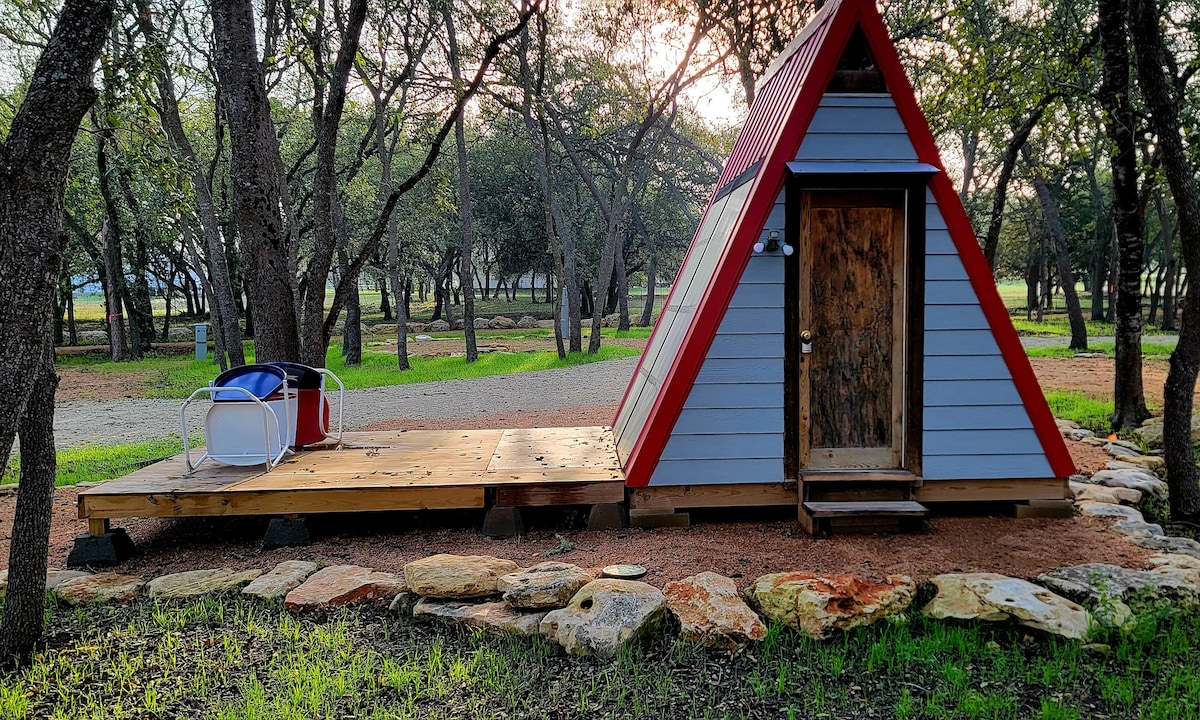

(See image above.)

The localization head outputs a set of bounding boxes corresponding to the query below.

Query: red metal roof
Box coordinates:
[614,0,1075,487]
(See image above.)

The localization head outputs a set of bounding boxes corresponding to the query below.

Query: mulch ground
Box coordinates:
[0,405,1152,583]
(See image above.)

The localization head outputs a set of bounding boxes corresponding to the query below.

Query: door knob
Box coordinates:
[800,330,813,354]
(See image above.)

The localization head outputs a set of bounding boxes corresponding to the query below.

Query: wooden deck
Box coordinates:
[78,427,626,525]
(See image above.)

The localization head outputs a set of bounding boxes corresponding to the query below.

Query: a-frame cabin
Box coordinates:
[614,0,1075,533]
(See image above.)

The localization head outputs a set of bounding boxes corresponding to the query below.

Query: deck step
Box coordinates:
[800,470,921,484]
[802,500,929,518]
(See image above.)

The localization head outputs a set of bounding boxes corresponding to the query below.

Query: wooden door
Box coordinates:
[798,190,906,470]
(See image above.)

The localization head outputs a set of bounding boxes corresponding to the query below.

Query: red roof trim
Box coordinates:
[622,0,859,487]
[621,0,1074,486]
[861,7,1076,478]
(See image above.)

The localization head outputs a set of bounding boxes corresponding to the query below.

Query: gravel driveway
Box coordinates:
[53,357,640,448]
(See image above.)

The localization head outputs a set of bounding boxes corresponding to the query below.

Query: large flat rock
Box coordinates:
[664,571,766,647]
[540,579,665,659]
[498,562,592,610]
[413,599,545,635]
[404,554,520,599]
[243,561,319,601]
[1038,563,1199,608]
[747,572,914,639]
[54,573,144,605]
[147,569,263,599]
[923,573,1091,640]
[0,569,90,598]
[285,565,407,611]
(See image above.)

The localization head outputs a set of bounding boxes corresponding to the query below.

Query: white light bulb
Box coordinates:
[753,241,765,254]
[782,243,794,256]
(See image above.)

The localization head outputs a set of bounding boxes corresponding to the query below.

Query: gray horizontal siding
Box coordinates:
[650,186,786,487]
[923,454,1054,480]
[795,94,917,164]
[924,405,1038,431]
[649,458,785,486]
[661,433,783,461]
[673,408,784,434]
[921,194,1053,480]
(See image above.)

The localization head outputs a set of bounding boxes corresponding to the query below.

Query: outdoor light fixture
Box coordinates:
[754,229,793,256]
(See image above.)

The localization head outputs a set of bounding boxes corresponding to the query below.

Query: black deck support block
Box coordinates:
[587,503,629,531]
[263,517,312,549]
[482,506,525,538]
[67,528,134,568]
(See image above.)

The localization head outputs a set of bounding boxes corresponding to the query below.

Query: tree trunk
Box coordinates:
[0,0,112,664]
[210,0,300,363]
[115,168,155,353]
[442,1,477,362]
[0,344,57,664]
[1085,159,1110,322]
[1025,147,1087,350]
[1130,0,1200,520]
[99,215,129,362]
[139,0,243,367]
[298,0,368,366]
[615,248,630,331]
[1100,0,1149,430]
[1157,192,1179,330]
[982,105,1049,269]
[379,277,392,322]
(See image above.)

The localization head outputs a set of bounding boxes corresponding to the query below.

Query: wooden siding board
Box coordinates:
[924,405,1039,431]
[673,408,784,435]
[649,458,784,486]
[741,255,786,283]
[924,355,1013,381]
[806,104,908,133]
[923,454,1055,480]
[925,379,1024,406]
[925,304,990,330]
[796,132,918,162]
[925,330,1003,356]
[924,429,1042,455]
[729,283,785,308]
[925,280,979,304]
[660,433,784,461]
[707,334,784,358]
[695,357,785,384]
[927,254,971,281]
[684,383,784,409]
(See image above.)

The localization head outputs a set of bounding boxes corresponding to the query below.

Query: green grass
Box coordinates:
[5,597,1199,719]
[1045,390,1114,432]
[1010,317,1118,338]
[1026,342,1177,359]
[1,436,194,487]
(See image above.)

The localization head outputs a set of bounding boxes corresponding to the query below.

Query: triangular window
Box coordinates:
[826,26,886,92]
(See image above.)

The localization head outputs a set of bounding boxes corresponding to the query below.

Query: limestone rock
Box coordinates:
[1136,416,1200,447]
[517,315,538,329]
[404,554,520,599]
[1076,502,1144,522]
[489,316,517,329]
[498,562,592,610]
[1148,553,1200,587]
[414,599,545,635]
[1127,534,1200,559]
[147,568,263,599]
[0,569,90,598]
[536,319,555,329]
[664,572,766,647]
[539,579,666,658]
[1056,419,1080,430]
[922,573,1091,640]
[1106,438,1145,454]
[747,572,914,639]
[79,330,108,343]
[1069,481,1141,505]
[284,565,408,611]
[242,560,319,600]
[1110,519,1164,538]
[473,317,490,329]
[1068,428,1096,441]
[1038,563,1198,609]
[55,573,144,605]
[428,319,451,332]
[1091,469,1168,498]
[600,313,621,328]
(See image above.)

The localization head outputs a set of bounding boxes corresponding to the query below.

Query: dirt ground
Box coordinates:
[2,405,1152,583]
[1029,356,1189,405]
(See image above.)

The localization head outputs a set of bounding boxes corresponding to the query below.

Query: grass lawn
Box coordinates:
[1,436,197,487]
[1045,391,1116,433]
[2,596,1196,719]
[1025,342,1177,359]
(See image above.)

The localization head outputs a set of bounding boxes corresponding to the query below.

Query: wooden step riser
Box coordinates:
[804,485,911,503]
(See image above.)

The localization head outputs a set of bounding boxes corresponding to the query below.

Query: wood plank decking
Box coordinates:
[78,427,625,524]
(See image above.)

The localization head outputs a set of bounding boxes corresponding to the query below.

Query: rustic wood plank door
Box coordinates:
[798,190,906,470]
